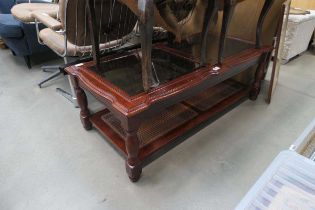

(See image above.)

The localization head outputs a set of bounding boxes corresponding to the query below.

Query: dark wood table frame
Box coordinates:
[66,0,277,182]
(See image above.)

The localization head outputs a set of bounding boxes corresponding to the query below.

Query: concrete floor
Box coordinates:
[0,49,314,210]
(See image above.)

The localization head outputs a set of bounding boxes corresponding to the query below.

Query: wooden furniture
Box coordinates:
[65,0,279,182]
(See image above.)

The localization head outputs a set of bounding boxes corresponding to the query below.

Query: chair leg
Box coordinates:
[55,75,78,108]
[41,65,61,73]
[24,56,31,69]
[38,57,78,107]
[56,82,79,108]
[55,57,79,108]
[38,70,62,88]
[56,87,75,103]
[67,74,78,107]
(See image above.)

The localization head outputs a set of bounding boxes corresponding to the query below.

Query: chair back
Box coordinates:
[59,0,137,54]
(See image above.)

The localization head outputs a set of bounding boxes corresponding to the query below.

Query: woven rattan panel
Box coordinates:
[185,80,244,111]
[101,104,198,147]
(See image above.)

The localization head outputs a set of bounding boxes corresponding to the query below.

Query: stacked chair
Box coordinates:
[11,0,58,23]
[32,0,138,106]
[0,0,58,68]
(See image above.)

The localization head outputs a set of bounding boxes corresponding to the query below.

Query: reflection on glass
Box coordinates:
[94,48,199,96]
[90,37,255,96]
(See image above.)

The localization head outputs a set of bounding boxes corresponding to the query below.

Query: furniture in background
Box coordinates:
[0,0,15,14]
[291,0,315,48]
[0,0,57,68]
[11,0,57,23]
[0,0,9,50]
[65,0,285,182]
[282,8,315,62]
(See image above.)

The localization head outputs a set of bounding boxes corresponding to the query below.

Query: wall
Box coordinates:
[291,0,315,10]
[229,0,287,45]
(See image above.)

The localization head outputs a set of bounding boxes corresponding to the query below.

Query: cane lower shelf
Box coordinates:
[89,79,247,164]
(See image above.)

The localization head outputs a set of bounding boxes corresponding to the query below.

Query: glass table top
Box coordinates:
[92,48,198,96]
[88,36,255,96]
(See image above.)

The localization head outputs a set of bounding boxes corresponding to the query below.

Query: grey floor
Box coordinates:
[0,49,314,210]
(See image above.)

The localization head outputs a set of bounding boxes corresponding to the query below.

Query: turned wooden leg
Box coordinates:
[200,0,218,66]
[77,87,92,130]
[249,54,268,101]
[71,76,92,130]
[125,129,142,182]
[218,0,236,64]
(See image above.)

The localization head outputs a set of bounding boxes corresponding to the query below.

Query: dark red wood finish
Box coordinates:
[66,42,273,181]
[67,0,278,182]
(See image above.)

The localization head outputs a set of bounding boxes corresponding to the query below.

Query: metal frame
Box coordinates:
[34,0,139,107]
[34,0,77,107]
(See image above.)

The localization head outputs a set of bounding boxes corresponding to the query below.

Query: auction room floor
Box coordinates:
[1,49,315,210]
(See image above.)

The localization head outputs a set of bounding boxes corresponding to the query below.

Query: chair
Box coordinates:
[0,0,58,68]
[34,0,138,106]
[11,0,58,23]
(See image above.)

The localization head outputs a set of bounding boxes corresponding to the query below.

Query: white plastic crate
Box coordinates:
[235,151,315,210]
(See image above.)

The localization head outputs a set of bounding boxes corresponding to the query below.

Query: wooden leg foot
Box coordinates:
[126,161,142,182]
[124,129,142,182]
[81,115,92,131]
[249,88,260,101]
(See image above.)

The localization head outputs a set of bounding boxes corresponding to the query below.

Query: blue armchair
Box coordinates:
[0,1,15,13]
[0,0,53,68]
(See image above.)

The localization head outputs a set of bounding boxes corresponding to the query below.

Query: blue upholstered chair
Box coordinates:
[0,0,54,68]
[0,1,15,13]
